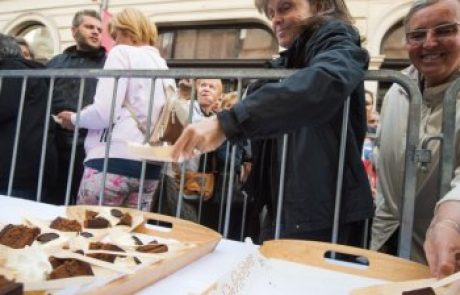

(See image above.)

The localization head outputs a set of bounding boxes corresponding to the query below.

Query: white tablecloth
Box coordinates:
[0,195,254,295]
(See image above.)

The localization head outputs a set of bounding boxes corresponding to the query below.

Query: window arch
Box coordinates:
[377,20,410,111]
[11,22,53,62]
[380,20,408,60]
[4,14,59,63]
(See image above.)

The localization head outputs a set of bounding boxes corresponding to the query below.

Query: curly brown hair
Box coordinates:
[254,0,353,24]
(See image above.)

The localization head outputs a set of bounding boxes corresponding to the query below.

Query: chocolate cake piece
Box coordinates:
[0,275,23,295]
[85,210,98,220]
[116,213,132,226]
[49,256,65,269]
[136,243,168,253]
[402,287,436,295]
[79,232,94,238]
[87,242,125,263]
[49,217,82,232]
[132,235,143,246]
[0,224,40,249]
[48,259,94,280]
[110,209,123,218]
[84,217,110,229]
[36,232,60,244]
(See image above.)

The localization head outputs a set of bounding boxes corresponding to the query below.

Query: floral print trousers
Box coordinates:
[77,167,158,211]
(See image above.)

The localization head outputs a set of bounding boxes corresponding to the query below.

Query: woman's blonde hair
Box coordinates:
[254,0,353,25]
[221,91,239,110]
[109,8,158,46]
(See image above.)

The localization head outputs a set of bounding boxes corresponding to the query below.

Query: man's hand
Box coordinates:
[171,116,226,161]
[424,201,460,278]
[57,111,75,130]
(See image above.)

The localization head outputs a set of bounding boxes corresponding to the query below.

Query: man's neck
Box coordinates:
[179,89,191,100]
[76,44,100,52]
[200,105,213,116]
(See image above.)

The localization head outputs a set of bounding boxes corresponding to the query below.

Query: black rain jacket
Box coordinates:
[217,18,374,236]
[47,45,106,146]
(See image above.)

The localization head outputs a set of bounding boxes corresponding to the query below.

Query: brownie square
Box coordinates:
[87,242,125,263]
[0,224,40,249]
[84,217,110,229]
[116,213,132,226]
[136,243,168,253]
[49,217,82,232]
[48,259,94,280]
[402,287,436,295]
[0,275,24,295]
[0,275,23,295]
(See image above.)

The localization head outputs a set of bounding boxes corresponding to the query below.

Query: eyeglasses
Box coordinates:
[406,22,460,45]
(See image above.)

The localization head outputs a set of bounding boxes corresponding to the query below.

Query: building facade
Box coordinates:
[0,0,413,100]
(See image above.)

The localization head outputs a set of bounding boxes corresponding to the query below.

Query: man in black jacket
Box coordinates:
[172,0,373,246]
[47,9,106,205]
[0,34,58,200]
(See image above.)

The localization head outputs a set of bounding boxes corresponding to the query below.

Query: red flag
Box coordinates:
[101,9,114,52]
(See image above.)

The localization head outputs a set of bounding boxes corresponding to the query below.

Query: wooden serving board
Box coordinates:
[260,240,431,282]
[66,206,222,295]
[0,205,220,295]
[203,240,432,295]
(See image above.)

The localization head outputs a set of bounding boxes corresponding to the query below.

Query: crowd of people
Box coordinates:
[1,0,460,279]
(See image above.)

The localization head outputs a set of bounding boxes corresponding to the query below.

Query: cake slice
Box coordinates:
[0,224,40,249]
[0,275,23,295]
[49,217,82,232]
[48,257,94,280]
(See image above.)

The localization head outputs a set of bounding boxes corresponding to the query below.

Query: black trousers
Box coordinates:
[45,138,85,205]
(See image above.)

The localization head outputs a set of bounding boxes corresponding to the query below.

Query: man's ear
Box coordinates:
[71,26,77,39]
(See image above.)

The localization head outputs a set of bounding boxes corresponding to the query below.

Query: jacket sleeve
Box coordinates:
[218,22,368,142]
[72,46,128,129]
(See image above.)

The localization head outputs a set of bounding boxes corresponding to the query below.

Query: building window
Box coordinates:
[381,21,408,60]
[158,24,278,67]
[16,23,54,62]
[378,21,410,111]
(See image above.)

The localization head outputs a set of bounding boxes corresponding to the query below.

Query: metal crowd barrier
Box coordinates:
[2,68,455,261]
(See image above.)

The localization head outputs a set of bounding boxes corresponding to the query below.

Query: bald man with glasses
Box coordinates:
[371,0,460,269]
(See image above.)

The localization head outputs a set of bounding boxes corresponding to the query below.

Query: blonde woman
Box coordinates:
[58,8,175,210]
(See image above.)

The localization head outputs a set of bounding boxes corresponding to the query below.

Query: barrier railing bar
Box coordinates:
[274,134,288,240]
[223,78,244,239]
[240,190,248,242]
[156,166,166,215]
[8,77,28,196]
[0,69,297,80]
[439,80,460,199]
[65,78,85,206]
[176,80,197,218]
[197,153,208,223]
[331,97,351,245]
[223,144,237,239]
[365,70,423,259]
[218,141,231,233]
[137,78,158,211]
[98,78,119,206]
[36,77,55,203]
